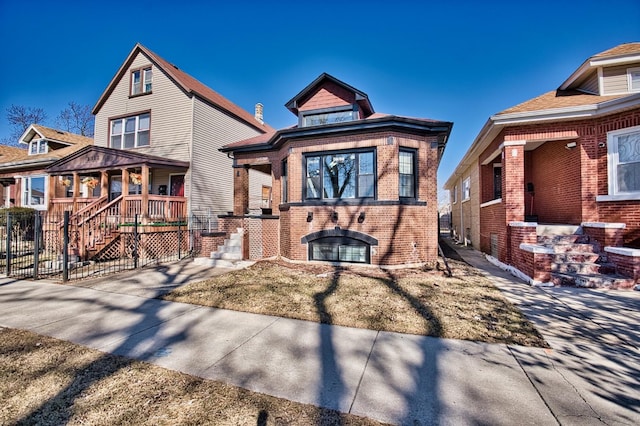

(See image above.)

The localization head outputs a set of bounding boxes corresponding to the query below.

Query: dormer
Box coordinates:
[18,124,93,156]
[285,73,375,128]
[559,42,640,96]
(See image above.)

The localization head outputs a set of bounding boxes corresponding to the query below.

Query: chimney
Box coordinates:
[255,103,264,124]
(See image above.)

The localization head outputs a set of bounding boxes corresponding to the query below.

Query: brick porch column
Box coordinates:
[502,141,526,223]
[502,141,526,263]
[233,165,249,216]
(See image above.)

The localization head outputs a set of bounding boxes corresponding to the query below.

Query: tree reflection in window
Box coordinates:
[306,151,374,199]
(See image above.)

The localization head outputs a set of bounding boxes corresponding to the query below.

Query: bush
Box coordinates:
[0,207,38,241]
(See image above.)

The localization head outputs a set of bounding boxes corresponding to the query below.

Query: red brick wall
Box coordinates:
[233,130,441,266]
[597,203,640,247]
[606,252,640,281]
[529,140,581,224]
[297,81,356,112]
[480,202,507,260]
[201,233,226,255]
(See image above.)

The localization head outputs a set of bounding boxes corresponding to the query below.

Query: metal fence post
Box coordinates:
[5,211,11,276]
[178,218,182,260]
[33,212,41,280]
[133,214,139,269]
[63,211,69,282]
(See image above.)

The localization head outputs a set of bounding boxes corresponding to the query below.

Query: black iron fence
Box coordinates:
[1,209,211,282]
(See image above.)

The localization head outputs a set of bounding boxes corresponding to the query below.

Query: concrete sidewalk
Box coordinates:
[1,249,639,425]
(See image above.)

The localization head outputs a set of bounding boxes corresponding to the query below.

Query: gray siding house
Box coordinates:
[46,43,273,221]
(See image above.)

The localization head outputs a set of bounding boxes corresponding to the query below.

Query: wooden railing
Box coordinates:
[122,195,187,221]
[49,198,100,217]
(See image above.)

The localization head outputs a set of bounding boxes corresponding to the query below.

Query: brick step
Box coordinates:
[549,252,601,263]
[537,234,590,245]
[539,243,596,254]
[550,272,636,290]
[550,262,616,275]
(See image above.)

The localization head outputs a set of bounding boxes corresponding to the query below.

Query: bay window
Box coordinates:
[304,150,375,200]
[110,113,150,149]
[399,149,416,198]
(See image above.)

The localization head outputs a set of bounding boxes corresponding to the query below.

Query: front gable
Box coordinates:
[46,145,189,174]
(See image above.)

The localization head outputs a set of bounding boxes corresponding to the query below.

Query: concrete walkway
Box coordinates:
[1,249,639,425]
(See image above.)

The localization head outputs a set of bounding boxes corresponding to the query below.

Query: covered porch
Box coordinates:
[45,146,190,222]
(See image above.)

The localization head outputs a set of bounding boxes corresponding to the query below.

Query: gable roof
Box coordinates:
[92,43,274,133]
[560,42,640,91]
[0,126,93,172]
[46,145,189,174]
[285,73,375,117]
[20,124,93,146]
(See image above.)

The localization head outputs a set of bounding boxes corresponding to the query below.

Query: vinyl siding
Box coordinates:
[191,97,263,216]
[94,52,193,164]
[581,72,599,94]
[248,169,272,212]
[602,65,630,94]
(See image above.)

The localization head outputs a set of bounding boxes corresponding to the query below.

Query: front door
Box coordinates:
[170,174,185,196]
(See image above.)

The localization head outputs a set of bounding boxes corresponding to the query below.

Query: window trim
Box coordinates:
[606,124,640,197]
[462,177,471,201]
[281,158,288,203]
[399,148,417,199]
[28,139,48,155]
[628,66,640,93]
[299,105,359,128]
[302,148,376,201]
[452,185,458,204]
[130,66,153,96]
[22,175,47,210]
[109,111,151,149]
[493,163,503,200]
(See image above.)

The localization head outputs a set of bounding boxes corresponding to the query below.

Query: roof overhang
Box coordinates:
[221,116,453,162]
[560,51,640,90]
[444,94,640,190]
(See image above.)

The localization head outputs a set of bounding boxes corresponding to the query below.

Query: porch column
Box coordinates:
[100,170,108,198]
[502,141,526,223]
[141,164,149,219]
[233,165,249,216]
[72,172,80,212]
[47,174,56,209]
[503,141,526,264]
[121,169,130,196]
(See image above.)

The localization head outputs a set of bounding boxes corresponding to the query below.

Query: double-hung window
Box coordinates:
[131,67,152,95]
[628,67,640,93]
[22,175,46,209]
[399,149,416,198]
[110,113,150,149]
[607,125,640,195]
[28,139,47,155]
[304,150,375,200]
[463,177,471,201]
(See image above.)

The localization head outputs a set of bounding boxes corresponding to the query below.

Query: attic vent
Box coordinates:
[172,64,179,70]
[56,130,65,135]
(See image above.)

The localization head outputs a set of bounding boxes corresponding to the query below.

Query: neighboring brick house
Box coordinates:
[445,43,640,287]
[0,124,93,210]
[217,73,452,266]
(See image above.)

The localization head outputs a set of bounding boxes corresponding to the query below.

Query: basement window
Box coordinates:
[309,237,370,263]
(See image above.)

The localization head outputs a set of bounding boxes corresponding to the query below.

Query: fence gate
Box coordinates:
[1,210,208,282]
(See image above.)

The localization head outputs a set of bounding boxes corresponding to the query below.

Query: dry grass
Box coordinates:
[164,259,547,347]
[0,327,386,426]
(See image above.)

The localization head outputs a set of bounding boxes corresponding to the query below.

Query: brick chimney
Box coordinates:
[255,103,264,124]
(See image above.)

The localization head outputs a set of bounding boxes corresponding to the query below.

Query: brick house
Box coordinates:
[214,73,452,266]
[445,43,640,287]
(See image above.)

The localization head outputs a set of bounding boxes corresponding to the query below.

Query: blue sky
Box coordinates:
[1,0,639,188]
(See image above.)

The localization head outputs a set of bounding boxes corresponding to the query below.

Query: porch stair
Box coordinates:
[194,228,247,268]
[535,230,635,289]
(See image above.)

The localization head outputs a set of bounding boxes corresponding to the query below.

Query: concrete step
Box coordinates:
[223,238,242,247]
[549,252,601,263]
[218,244,241,254]
[211,251,243,261]
[193,257,236,268]
[550,272,636,290]
[537,234,590,245]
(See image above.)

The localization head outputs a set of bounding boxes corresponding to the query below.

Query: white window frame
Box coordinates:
[22,175,47,210]
[110,113,150,149]
[605,125,640,199]
[452,185,458,204]
[628,67,640,93]
[462,177,471,201]
[28,139,48,155]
